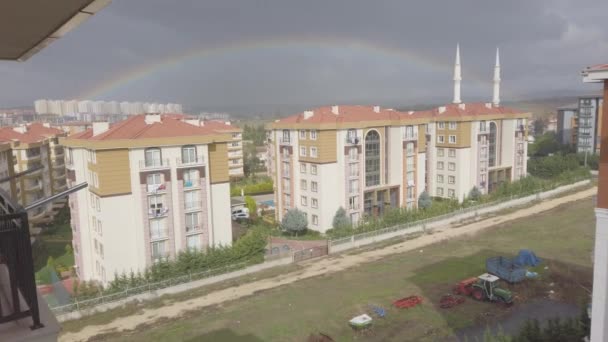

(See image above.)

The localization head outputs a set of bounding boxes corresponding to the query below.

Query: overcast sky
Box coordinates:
[1,0,606,114]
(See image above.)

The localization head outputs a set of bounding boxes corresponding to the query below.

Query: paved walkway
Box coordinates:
[60,187,596,342]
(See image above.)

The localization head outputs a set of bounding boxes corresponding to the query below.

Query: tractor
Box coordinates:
[454,273,513,305]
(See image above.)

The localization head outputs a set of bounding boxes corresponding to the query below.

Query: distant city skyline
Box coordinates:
[0,1,607,113]
[34,99,183,116]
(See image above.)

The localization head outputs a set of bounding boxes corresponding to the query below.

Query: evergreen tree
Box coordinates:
[418,191,432,209]
[332,207,351,229]
[281,208,308,236]
[468,186,482,201]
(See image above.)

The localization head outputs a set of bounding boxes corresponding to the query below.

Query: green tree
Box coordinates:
[468,186,482,201]
[418,191,432,209]
[46,256,55,270]
[281,208,308,236]
[244,196,258,218]
[332,207,351,229]
[65,244,73,255]
[243,142,261,177]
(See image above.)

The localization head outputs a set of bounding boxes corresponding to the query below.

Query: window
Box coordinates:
[489,122,497,167]
[99,243,104,259]
[449,135,456,144]
[311,181,318,192]
[90,193,95,208]
[300,146,307,157]
[349,147,358,161]
[282,129,290,143]
[407,187,414,200]
[282,162,290,177]
[448,189,455,198]
[481,135,487,144]
[349,196,359,210]
[183,169,198,188]
[449,121,457,130]
[231,142,240,147]
[437,148,444,157]
[185,191,200,210]
[299,130,306,139]
[406,142,414,155]
[311,198,318,208]
[437,135,445,143]
[480,121,487,132]
[91,151,96,163]
[448,176,455,184]
[95,196,100,212]
[312,215,318,225]
[187,235,201,250]
[182,146,196,163]
[349,179,358,194]
[349,165,359,177]
[365,130,381,187]
[311,164,317,175]
[300,179,307,190]
[301,196,307,206]
[151,241,166,261]
[145,148,162,167]
[300,163,306,173]
[97,219,102,236]
[93,173,99,187]
[150,220,165,240]
[310,147,318,158]
[448,162,456,171]
[448,149,456,157]
[310,130,318,140]
[94,239,99,254]
[406,171,414,183]
[437,175,444,183]
[149,195,164,215]
[437,161,444,170]
[92,217,96,232]
[185,212,199,232]
[436,187,444,196]
[438,122,445,129]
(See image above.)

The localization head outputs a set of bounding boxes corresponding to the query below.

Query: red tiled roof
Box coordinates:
[587,64,608,71]
[68,114,230,141]
[0,127,42,144]
[26,123,64,138]
[274,103,524,125]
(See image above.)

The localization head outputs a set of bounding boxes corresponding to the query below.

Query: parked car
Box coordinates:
[231,207,250,220]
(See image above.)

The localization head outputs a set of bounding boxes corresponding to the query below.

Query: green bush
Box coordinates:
[230,179,274,196]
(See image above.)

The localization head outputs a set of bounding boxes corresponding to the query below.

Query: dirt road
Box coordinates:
[61,187,596,342]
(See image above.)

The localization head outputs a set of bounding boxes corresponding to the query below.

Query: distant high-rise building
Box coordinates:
[576,95,604,154]
[556,104,578,145]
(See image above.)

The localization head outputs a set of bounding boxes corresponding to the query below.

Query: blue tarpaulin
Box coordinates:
[513,249,541,267]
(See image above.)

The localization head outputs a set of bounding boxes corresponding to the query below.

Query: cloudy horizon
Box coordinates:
[0,0,606,114]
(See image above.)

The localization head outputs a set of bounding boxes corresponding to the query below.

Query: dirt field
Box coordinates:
[60,187,596,341]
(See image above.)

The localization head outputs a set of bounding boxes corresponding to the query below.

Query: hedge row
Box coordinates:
[230,181,274,197]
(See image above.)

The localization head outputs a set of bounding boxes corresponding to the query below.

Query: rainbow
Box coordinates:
[77,36,496,101]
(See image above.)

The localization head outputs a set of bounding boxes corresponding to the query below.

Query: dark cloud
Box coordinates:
[0,0,606,113]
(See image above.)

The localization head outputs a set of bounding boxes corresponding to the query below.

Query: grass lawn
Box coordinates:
[72,197,595,341]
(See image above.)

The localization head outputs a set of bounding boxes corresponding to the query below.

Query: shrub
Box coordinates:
[281,209,308,236]
[244,196,257,218]
[332,207,351,229]
[468,186,482,201]
[418,191,432,209]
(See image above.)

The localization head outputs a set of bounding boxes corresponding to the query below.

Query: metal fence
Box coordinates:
[329,178,590,247]
[293,245,329,262]
[50,262,249,316]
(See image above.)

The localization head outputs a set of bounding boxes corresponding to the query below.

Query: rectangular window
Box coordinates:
[96,196,100,212]
[301,196,307,206]
[437,175,444,183]
[449,149,456,157]
[311,198,318,208]
[437,135,445,143]
[97,219,102,236]
[149,195,165,216]
[349,180,358,194]
[150,219,165,240]
[185,212,199,232]
[185,191,200,210]
[311,181,318,192]
[448,162,456,171]
[448,189,455,198]
[448,176,455,184]
[436,187,444,196]
[349,147,358,161]
[300,163,307,173]
[90,193,95,208]
[187,235,201,250]
[151,241,166,261]
[438,122,445,129]
[437,148,444,157]
[310,147,318,158]
[300,179,307,190]
[407,187,414,200]
[300,146,307,157]
[349,196,359,210]
[311,164,317,175]
[312,215,318,225]
[407,171,414,183]
[183,169,199,188]
[145,149,162,167]
[299,130,306,139]
[437,161,444,170]
[93,173,99,188]
[99,243,104,259]
[182,146,196,163]
[449,122,457,130]
[349,164,360,177]
[449,135,456,144]
[310,130,318,140]
[92,217,96,232]
[480,121,487,132]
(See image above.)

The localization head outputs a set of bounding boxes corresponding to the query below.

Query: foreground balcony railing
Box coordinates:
[176,156,205,168]
[402,132,418,141]
[139,159,170,171]
[345,136,361,145]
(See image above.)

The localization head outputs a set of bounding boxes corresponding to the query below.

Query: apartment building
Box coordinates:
[61,114,234,284]
[557,104,578,146]
[200,120,244,178]
[576,95,604,154]
[0,123,67,226]
[266,47,530,232]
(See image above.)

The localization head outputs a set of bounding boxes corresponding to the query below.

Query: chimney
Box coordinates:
[373,106,380,113]
[458,103,466,110]
[185,119,201,127]
[303,110,314,120]
[485,103,493,109]
[13,125,27,134]
[92,122,110,136]
[331,105,339,115]
[42,122,51,128]
[225,121,231,126]
[438,106,447,114]
[145,113,162,125]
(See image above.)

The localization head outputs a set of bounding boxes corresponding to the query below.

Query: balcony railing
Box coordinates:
[147,183,167,193]
[148,207,169,218]
[139,159,170,171]
[183,180,199,188]
[186,225,200,233]
[0,188,43,329]
[176,156,205,168]
[185,201,201,211]
[279,137,292,145]
[402,132,418,141]
[345,136,361,145]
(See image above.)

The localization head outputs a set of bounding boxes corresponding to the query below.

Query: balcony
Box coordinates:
[479,127,488,134]
[150,231,169,242]
[228,151,243,158]
[345,136,361,145]
[279,137,292,146]
[147,183,167,194]
[229,161,244,168]
[402,132,418,141]
[229,168,243,176]
[227,143,242,150]
[184,201,201,211]
[176,156,205,168]
[183,179,200,189]
[185,225,201,233]
[148,207,169,218]
[139,159,170,171]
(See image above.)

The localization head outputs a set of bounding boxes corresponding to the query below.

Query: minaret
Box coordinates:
[453,44,462,104]
[493,47,501,107]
